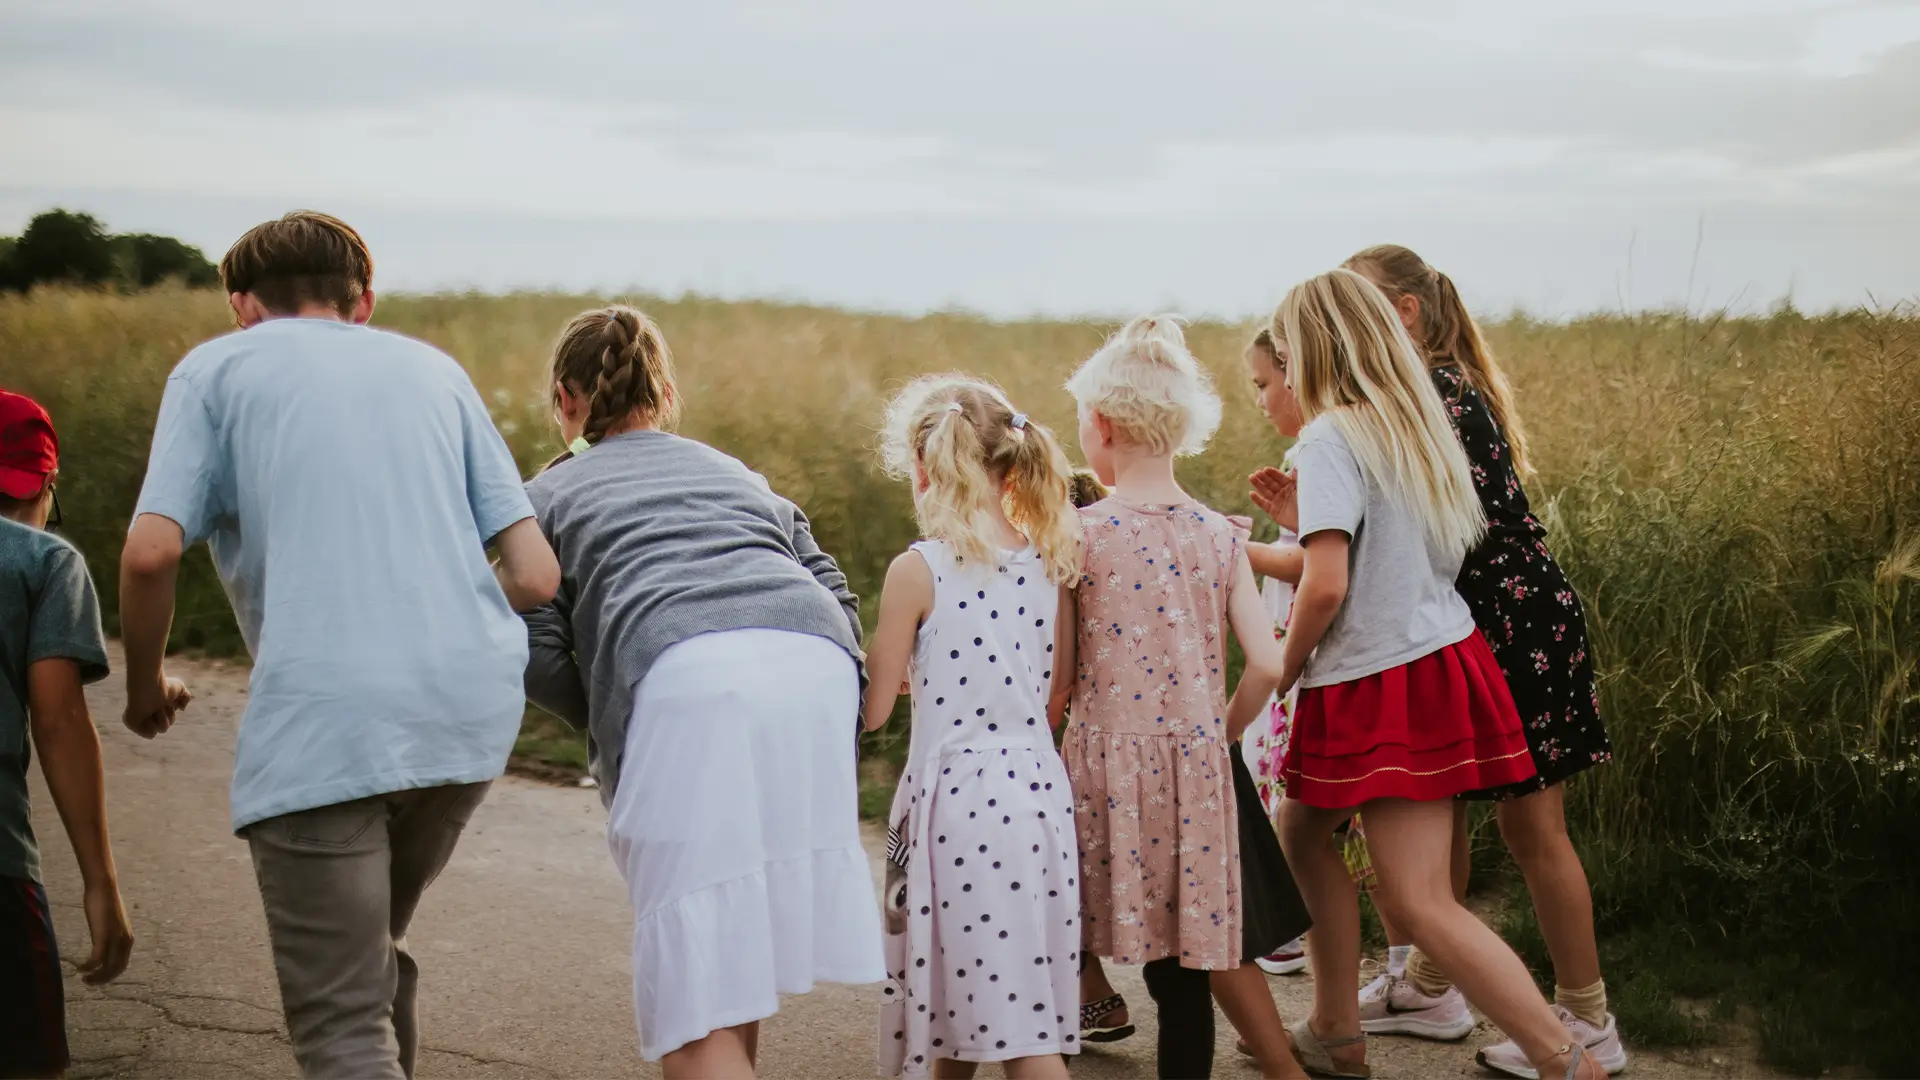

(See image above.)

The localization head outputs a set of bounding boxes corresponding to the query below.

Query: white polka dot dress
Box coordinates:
[878,541,1081,1076]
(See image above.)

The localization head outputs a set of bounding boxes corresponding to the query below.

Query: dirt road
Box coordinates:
[32,648,1767,1078]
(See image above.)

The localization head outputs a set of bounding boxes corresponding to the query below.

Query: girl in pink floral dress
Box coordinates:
[1062,315,1306,1080]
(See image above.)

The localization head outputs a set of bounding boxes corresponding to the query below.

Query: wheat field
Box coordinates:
[3,286,1914,1073]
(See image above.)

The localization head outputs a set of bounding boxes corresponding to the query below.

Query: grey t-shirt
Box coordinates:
[521,430,864,806]
[1293,415,1475,688]
[0,518,110,882]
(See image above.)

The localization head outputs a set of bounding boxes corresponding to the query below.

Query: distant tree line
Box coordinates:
[0,209,219,292]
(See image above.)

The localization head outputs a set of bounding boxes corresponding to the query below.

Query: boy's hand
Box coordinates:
[1249,467,1298,532]
[123,674,191,739]
[79,879,132,984]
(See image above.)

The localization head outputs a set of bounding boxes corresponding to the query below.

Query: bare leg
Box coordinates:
[661,1023,756,1080]
[1375,891,1412,947]
[1081,953,1128,1026]
[1212,964,1308,1079]
[741,1021,760,1070]
[1278,797,1366,1073]
[933,1058,980,1079]
[1396,803,1475,986]
[1451,801,1471,903]
[1003,1054,1071,1079]
[1362,799,1598,1078]
[1496,784,1603,989]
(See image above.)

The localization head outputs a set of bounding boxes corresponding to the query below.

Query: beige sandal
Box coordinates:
[1287,1018,1370,1079]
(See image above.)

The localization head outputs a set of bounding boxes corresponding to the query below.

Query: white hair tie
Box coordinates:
[945,402,965,414]
[1010,413,1028,431]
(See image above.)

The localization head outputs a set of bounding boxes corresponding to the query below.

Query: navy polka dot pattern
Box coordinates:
[878,540,1081,1075]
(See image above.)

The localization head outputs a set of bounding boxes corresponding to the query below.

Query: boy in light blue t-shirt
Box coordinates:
[121,211,560,1079]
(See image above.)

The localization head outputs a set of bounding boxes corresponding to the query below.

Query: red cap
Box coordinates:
[0,391,59,500]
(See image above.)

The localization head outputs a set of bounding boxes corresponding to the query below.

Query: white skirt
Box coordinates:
[609,627,885,1060]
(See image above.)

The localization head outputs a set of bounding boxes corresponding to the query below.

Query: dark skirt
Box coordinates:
[1231,743,1310,960]
[1457,533,1614,801]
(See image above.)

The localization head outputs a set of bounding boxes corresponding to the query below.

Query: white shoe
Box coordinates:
[1475,1006,1630,1078]
[1356,973,1477,1040]
[1255,938,1308,975]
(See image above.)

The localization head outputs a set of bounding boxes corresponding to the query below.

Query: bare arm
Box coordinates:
[118,514,191,738]
[28,658,132,983]
[861,551,933,732]
[1246,540,1303,585]
[1276,530,1351,698]
[490,517,561,613]
[1047,584,1076,730]
[1223,549,1285,742]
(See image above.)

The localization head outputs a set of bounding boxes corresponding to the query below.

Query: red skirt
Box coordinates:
[1281,631,1536,808]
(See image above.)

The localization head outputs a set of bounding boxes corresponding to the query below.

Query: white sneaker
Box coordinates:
[1356,973,1477,1040]
[1475,1006,1630,1078]
[1255,937,1308,975]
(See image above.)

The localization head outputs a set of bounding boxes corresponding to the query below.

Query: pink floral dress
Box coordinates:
[1063,496,1243,970]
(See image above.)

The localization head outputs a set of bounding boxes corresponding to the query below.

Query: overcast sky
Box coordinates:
[4,0,1917,318]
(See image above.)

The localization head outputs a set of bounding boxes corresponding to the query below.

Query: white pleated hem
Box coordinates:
[632,844,884,1060]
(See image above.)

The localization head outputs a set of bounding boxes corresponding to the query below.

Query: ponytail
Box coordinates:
[881,375,1083,584]
[1002,416,1081,584]
[1344,245,1533,476]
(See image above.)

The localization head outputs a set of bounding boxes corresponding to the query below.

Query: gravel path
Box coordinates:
[30,647,1771,1078]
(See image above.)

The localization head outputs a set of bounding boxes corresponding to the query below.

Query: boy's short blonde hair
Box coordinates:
[1064,314,1222,457]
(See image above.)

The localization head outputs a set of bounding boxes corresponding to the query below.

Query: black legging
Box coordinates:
[1141,957,1214,1079]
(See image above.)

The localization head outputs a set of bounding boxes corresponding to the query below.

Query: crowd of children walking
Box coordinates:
[0,211,1624,1080]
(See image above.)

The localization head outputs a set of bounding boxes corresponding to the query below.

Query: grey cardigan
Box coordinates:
[521,430,864,805]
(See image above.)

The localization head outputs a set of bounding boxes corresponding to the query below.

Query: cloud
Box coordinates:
[1,0,1915,314]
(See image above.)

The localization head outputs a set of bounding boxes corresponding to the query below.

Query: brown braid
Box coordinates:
[547,305,681,454]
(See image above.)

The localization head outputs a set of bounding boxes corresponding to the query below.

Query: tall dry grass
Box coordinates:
[3,287,1915,1072]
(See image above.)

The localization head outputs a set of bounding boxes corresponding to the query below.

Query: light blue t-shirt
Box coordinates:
[133,318,535,832]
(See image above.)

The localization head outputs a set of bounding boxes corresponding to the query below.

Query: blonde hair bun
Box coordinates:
[1065,313,1222,457]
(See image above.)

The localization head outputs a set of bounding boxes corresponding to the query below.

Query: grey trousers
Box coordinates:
[245,781,492,1080]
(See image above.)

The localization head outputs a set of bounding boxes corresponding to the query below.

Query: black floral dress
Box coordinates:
[1433,363,1612,798]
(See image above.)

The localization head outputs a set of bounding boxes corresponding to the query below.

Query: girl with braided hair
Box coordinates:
[522,306,884,1078]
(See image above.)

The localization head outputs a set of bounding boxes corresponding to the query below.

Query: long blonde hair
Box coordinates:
[1064,314,1222,456]
[1275,269,1485,556]
[880,375,1083,584]
[1344,244,1532,476]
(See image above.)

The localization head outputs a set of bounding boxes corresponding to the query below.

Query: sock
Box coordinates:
[1387,945,1413,978]
[1405,948,1454,997]
[1555,980,1609,1029]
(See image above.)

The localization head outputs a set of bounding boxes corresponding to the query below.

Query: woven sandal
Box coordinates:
[1288,1018,1370,1079]
[1080,993,1136,1044]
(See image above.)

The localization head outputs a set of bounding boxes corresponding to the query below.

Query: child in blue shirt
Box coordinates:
[120,211,559,1079]
[0,390,132,1078]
